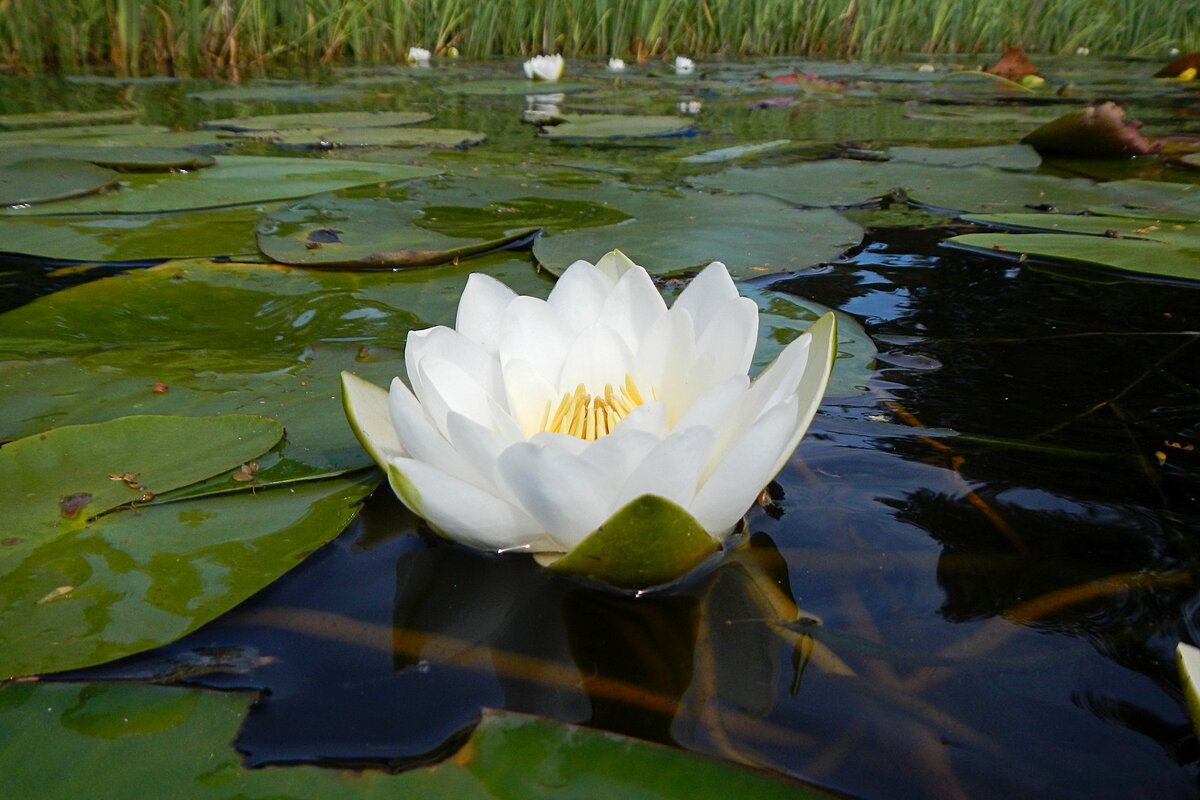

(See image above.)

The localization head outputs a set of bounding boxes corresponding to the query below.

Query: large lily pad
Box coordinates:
[0,205,270,262]
[0,470,376,678]
[0,682,823,798]
[1088,179,1200,221]
[201,110,433,132]
[187,84,357,103]
[533,188,863,278]
[0,108,141,130]
[689,160,1119,214]
[947,232,1200,281]
[541,114,696,141]
[0,156,439,215]
[238,126,487,149]
[0,124,172,147]
[438,79,593,96]
[0,159,119,207]
[0,145,215,172]
[887,143,1041,170]
[962,212,1200,247]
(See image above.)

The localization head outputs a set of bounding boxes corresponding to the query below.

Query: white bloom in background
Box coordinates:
[916,63,935,73]
[608,57,626,72]
[1169,47,1181,57]
[677,100,702,115]
[407,46,431,64]
[524,54,565,82]
[1075,46,1090,56]
[342,251,837,562]
[675,56,695,75]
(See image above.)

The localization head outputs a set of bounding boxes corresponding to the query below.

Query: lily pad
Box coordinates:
[239,126,487,149]
[1088,179,1200,221]
[0,124,172,147]
[201,110,433,132]
[0,470,376,678]
[0,683,823,798]
[689,160,1118,214]
[962,212,1200,247]
[947,232,1200,281]
[187,84,357,103]
[533,188,862,278]
[0,108,141,130]
[541,114,696,141]
[887,143,1041,170]
[680,139,792,164]
[0,158,120,207]
[1021,102,1159,157]
[0,205,270,262]
[438,79,593,96]
[547,495,719,590]
[0,156,439,215]
[0,145,215,172]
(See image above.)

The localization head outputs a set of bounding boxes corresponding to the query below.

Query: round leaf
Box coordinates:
[0,159,119,207]
[947,232,1200,281]
[541,114,696,141]
[201,111,433,132]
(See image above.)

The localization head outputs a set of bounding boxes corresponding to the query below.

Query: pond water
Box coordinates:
[1,54,1199,798]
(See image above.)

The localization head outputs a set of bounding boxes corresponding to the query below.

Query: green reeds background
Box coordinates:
[0,0,1195,76]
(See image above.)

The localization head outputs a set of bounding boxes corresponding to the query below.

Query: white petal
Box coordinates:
[413,357,498,437]
[547,260,617,332]
[500,357,559,438]
[614,425,714,509]
[456,273,517,354]
[444,411,519,503]
[556,323,636,394]
[692,295,759,388]
[498,295,572,385]
[688,398,799,537]
[634,308,695,426]
[745,331,814,424]
[341,371,406,468]
[496,442,617,550]
[387,457,543,550]
[764,313,836,477]
[673,374,749,433]
[578,428,659,485]
[597,263,668,354]
[611,399,667,437]
[593,249,639,283]
[388,377,484,487]
[405,326,503,404]
[671,261,738,339]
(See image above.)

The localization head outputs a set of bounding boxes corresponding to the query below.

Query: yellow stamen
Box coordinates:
[542,374,650,440]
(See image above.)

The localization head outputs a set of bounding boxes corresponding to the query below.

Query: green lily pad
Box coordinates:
[541,114,696,141]
[546,495,718,590]
[0,205,270,262]
[257,194,539,267]
[533,188,863,278]
[438,79,592,95]
[689,160,1117,213]
[887,143,1041,170]
[0,159,119,207]
[201,110,433,132]
[1088,179,1200,221]
[962,212,1200,247]
[0,156,439,215]
[680,139,792,164]
[0,470,376,678]
[0,682,824,798]
[1178,643,1200,738]
[238,126,487,149]
[187,84,357,103]
[0,124,172,147]
[0,108,141,130]
[947,232,1200,281]
[0,145,215,172]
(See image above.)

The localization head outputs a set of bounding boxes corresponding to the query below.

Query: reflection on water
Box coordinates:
[72,224,1200,799]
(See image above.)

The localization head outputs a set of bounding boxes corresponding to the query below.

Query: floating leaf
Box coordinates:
[534,188,862,278]
[0,124,172,147]
[0,159,119,207]
[0,156,439,215]
[0,471,376,678]
[1154,52,1200,79]
[986,46,1039,81]
[0,108,141,130]
[888,143,1041,170]
[541,114,696,141]
[0,683,825,798]
[237,126,487,149]
[680,139,791,164]
[437,79,592,95]
[962,212,1200,248]
[1021,102,1159,157]
[201,110,433,131]
[0,145,215,172]
[947,232,1200,281]
[546,495,719,590]
[187,84,357,103]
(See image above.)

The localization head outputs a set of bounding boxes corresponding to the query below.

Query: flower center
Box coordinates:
[541,375,646,440]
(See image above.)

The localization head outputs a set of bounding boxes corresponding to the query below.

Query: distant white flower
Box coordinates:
[407,47,431,64]
[675,56,695,75]
[677,100,702,115]
[524,54,565,82]
[916,63,935,73]
[342,250,837,559]
[1075,46,1090,56]
[1169,47,1181,57]
[608,58,626,72]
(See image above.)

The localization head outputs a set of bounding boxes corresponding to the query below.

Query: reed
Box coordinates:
[0,0,1194,75]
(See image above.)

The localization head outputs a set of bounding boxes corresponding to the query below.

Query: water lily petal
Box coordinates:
[546,259,618,333]
[341,371,406,468]
[673,374,750,472]
[405,325,504,404]
[614,425,714,510]
[499,295,572,385]
[594,249,638,282]
[456,272,517,354]
[634,306,695,425]
[389,377,482,486]
[578,427,660,486]
[671,261,738,339]
[387,456,544,549]
[688,398,799,537]
[413,357,497,438]
[500,357,559,438]
[597,262,669,354]
[556,322,637,395]
[765,313,836,477]
[612,399,668,438]
[745,329,815,423]
[692,295,759,390]
[497,442,617,550]
[444,411,521,503]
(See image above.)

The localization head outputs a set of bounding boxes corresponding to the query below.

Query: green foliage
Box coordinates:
[0,0,1195,75]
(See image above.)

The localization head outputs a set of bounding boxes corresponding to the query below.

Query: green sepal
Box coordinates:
[547,495,719,590]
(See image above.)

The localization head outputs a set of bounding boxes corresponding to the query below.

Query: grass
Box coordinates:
[0,0,1195,76]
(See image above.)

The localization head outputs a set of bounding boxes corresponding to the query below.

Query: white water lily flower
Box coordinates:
[608,58,626,72]
[407,46,431,64]
[523,54,565,82]
[342,251,837,565]
[675,56,695,75]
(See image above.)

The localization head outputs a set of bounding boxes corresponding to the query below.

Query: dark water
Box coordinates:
[6,58,1200,798]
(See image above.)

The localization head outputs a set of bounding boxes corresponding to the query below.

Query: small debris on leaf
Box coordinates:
[58,492,93,519]
[152,382,169,394]
[37,585,74,605]
[231,461,260,482]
